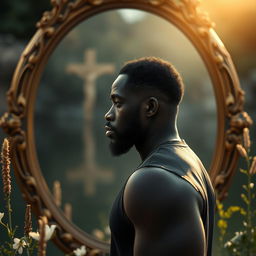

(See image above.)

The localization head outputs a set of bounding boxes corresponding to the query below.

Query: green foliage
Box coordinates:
[217,129,256,256]
[0,191,38,255]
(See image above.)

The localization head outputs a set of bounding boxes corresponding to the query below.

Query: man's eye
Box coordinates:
[114,102,122,108]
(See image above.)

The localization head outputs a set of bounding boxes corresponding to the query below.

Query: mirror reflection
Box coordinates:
[35,9,216,240]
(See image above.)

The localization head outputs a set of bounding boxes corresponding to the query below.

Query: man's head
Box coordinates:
[119,57,184,106]
[105,57,184,156]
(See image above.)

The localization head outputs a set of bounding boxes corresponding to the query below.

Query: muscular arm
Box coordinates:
[124,167,206,256]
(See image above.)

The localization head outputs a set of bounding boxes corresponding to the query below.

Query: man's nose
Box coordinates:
[105,106,114,121]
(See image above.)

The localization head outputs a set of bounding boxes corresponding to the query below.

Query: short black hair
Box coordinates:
[119,57,184,106]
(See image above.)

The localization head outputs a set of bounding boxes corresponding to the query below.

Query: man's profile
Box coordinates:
[104,57,215,256]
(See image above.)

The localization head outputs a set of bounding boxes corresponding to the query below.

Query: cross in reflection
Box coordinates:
[66,49,115,196]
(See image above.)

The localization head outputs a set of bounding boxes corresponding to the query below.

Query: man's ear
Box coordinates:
[144,97,159,117]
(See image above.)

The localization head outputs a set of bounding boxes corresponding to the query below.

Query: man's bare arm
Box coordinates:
[124,167,206,256]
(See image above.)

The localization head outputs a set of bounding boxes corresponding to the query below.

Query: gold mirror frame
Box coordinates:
[0,0,253,254]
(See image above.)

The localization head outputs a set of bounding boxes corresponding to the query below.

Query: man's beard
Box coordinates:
[109,117,141,156]
[109,137,133,156]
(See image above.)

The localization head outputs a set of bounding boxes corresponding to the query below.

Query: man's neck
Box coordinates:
[135,127,180,161]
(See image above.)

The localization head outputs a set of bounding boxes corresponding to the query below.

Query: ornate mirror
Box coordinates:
[0,0,252,254]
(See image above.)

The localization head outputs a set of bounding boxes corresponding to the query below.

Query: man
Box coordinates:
[104,57,215,256]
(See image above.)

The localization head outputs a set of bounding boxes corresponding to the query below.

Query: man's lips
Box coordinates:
[105,126,115,137]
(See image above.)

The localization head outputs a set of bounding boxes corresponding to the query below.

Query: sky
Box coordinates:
[118,9,146,24]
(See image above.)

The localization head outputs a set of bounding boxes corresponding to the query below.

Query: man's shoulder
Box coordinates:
[126,166,200,197]
[124,167,203,219]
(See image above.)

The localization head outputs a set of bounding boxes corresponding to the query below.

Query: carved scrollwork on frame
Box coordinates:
[178,0,213,29]
[0,0,251,254]
[0,91,26,150]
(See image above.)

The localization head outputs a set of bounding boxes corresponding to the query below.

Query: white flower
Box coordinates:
[0,212,4,222]
[73,245,86,256]
[29,224,56,241]
[13,238,27,254]
[224,241,232,248]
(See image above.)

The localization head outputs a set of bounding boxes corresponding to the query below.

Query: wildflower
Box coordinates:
[1,138,11,196]
[73,245,87,256]
[241,193,249,204]
[249,183,254,189]
[224,241,232,248]
[236,144,248,158]
[249,157,256,175]
[44,224,56,240]
[216,200,223,210]
[53,180,62,207]
[243,128,251,151]
[29,224,56,241]
[64,203,72,221]
[38,216,47,256]
[223,206,241,218]
[218,219,227,229]
[230,231,244,244]
[0,212,4,222]
[240,208,246,215]
[24,204,32,236]
[13,238,27,254]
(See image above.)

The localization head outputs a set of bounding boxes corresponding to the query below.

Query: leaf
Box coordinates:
[242,185,248,191]
[240,208,246,215]
[241,193,249,205]
[240,169,247,174]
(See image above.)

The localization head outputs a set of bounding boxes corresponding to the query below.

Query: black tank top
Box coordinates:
[109,140,215,256]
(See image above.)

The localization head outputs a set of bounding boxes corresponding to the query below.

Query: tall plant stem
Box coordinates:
[6,195,13,237]
[246,158,252,256]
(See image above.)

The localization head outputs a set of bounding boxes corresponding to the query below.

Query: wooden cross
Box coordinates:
[66,49,115,196]
[66,49,115,121]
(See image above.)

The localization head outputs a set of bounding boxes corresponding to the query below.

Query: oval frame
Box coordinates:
[0,0,252,254]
